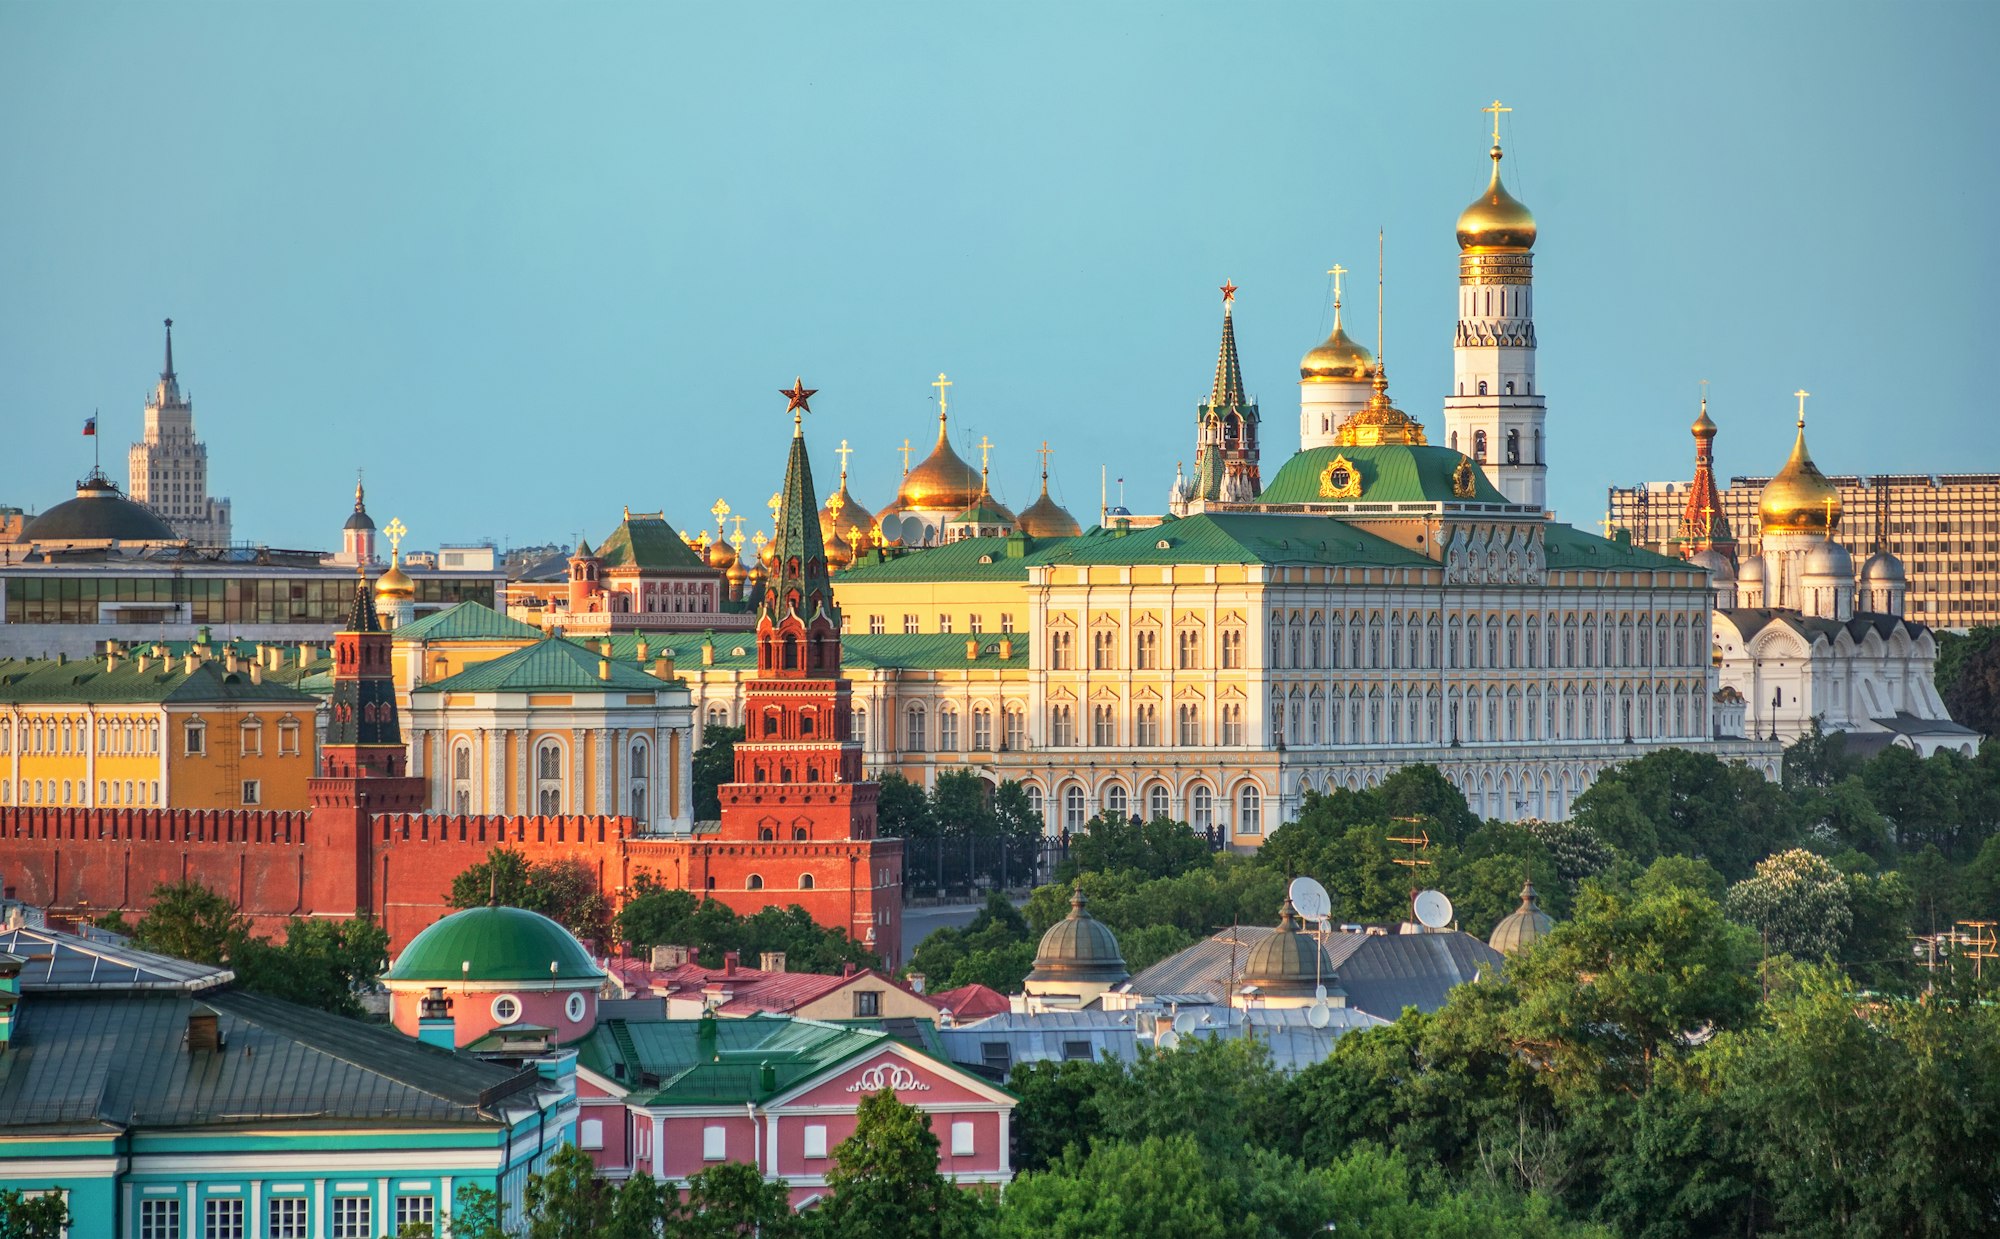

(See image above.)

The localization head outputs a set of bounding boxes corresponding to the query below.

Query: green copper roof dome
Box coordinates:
[1241,899,1328,998]
[385,905,604,984]
[1259,444,1510,506]
[1486,879,1554,955]
[1026,886,1128,985]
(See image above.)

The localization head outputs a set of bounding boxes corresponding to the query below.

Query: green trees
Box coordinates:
[1725,848,1852,959]
[814,1090,991,1239]
[903,892,1037,993]
[614,875,878,973]
[691,725,742,820]
[1936,624,2000,737]
[117,879,388,1018]
[0,1190,70,1239]
[892,772,1044,898]
[449,848,610,942]
[1061,811,1211,881]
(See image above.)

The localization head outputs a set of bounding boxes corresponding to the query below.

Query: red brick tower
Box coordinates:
[714,380,896,954]
[1675,395,1736,566]
[308,577,425,916]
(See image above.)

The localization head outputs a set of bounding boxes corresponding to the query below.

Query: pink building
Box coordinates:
[571,1011,1014,1203]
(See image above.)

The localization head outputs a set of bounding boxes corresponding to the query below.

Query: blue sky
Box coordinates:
[0,2,1986,551]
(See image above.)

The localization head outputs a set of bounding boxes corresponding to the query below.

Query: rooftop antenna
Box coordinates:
[1376,229,1385,367]
[1386,817,1433,869]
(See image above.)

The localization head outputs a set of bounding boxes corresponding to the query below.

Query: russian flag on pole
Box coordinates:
[83,415,96,436]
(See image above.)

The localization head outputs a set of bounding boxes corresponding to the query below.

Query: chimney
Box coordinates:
[297,643,310,668]
[651,944,692,969]
[599,657,611,681]
[105,650,120,673]
[701,638,715,667]
[224,649,239,674]
[723,950,740,976]
[186,1008,223,1053]
[417,986,457,1049]
[250,662,263,685]
[759,951,787,974]
[652,655,674,680]
[998,637,1013,661]
[636,637,649,663]
[184,654,197,675]
[907,971,925,994]
[842,961,857,978]
[965,638,979,661]
[136,654,149,673]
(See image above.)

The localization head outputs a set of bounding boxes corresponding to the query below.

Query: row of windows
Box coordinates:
[1034,679,1706,749]
[137,1193,434,1239]
[450,736,656,821]
[866,613,1017,635]
[0,778,162,805]
[3,575,493,625]
[2,717,169,756]
[1050,627,1248,671]
[900,704,1026,752]
[1267,609,1705,672]
[695,1119,978,1161]
[1026,780,1261,836]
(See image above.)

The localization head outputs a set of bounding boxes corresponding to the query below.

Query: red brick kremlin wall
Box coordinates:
[0,805,904,965]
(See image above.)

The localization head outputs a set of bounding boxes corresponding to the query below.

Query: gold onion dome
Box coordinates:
[820,482,878,570]
[1456,144,1537,251]
[1333,365,1427,448]
[1017,476,1081,538]
[898,416,983,513]
[1759,416,1842,533]
[373,558,415,600]
[1301,303,1374,382]
[705,533,739,572]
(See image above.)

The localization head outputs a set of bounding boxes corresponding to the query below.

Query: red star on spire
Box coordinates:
[1220,280,1238,303]
[781,377,817,414]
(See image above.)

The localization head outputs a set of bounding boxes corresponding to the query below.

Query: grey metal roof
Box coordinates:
[1869,711,1980,738]
[935,1004,1388,1078]
[0,925,232,993]
[0,986,540,1136]
[1120,927,1500,1021]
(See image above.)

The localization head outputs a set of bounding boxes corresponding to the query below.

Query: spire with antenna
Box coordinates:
[162,318,176,381]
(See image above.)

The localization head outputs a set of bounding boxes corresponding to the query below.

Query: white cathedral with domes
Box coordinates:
[1670,396,1977,757]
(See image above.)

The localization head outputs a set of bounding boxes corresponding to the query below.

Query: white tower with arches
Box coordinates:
[1442,102,1547,511]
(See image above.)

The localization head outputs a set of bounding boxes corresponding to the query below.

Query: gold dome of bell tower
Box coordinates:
[1456,100,1537,252]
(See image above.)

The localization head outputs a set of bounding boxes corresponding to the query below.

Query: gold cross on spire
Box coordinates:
[835,438,852,479]
[932,372,952,421]
[1598,512,1615,537]
[1327,263,1347,307]
[1701,501,1715,538]
[1793,389,1810,427]
[710,498,731,529]
[826,489,845,519]
[730,514,745,547]
[899,438,913,473]
[977,435,994,473]
[1824,495,1837,526]
[766,491,781,522]
[1037,440,1052,477]
[382,517,407,560]
[1483,98,1512,146]
[752,529,767,555]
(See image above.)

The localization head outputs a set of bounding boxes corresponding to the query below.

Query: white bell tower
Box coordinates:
[1441,102,1547,511]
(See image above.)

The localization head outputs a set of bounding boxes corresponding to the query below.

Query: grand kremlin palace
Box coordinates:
[445,117,1778,838]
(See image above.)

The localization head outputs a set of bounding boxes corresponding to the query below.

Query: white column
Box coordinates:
[597,727,614,818]
[515,728,530,818]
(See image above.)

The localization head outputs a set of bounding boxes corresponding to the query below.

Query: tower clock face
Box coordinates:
[1330,467,1351,490]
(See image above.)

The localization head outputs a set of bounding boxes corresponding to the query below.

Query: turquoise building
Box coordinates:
[0,922,576,1237]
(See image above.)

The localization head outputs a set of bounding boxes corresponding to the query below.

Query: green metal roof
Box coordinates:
[1258,444,1510,506]
[835,534,1057,584]
[385,906,604,983]
[569,632,1029,674]
[595,514,712,574]
[0,656,321,706]
[576,1014,901,1104]
[1037,512,1431,569]
[416,637,674,695]
[1541,522,1689,569]
[392,600,543,643]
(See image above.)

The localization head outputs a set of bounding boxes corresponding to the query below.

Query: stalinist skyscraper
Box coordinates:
[127,319,231,545]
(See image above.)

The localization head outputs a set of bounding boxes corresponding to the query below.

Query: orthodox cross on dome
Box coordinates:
[1793,389,1810,427]
[767,491,782,522]
[827,489,845,519]
[836,438,853,480]
[1598,512,1615,537]
[711,498,731,531]
[731,514,746,546]
[1701,502,1715,539]
[931,372,952,421]
[1038,440,1053,478]
[752,529,768,555]
[1483,98,1512,146]
[1327,264,1347,308]
[899,438,913,474]
[383,517,408,560]
[977,435,994,473]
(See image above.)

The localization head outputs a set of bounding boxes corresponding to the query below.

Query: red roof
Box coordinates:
[932,984,1010,1020]
[602,957,940,1016]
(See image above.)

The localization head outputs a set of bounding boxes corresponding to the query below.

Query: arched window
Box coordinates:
[972,706,993,750]
[1049,704,1074,746]
[1238,784,1263,835]
[1189,784,1213,832]
[1506,428,1521,463]
[452,740,473,815]
[1477,380,1489,396]
[747,874,764,890]
[1177,702,1201,746]
[799,874,815,890]
[1147,783,1171,820]
[1063,785,1085,832]
[1473,429,1488,461]
[536,739,564,814]
[1092,704,1116,746]
[629,737,650,824]
[904,705,927,752]
[1104,782,1128,819]
[1025,782,1044,825]
[1135,703,1159,746]
[938,704,960,751]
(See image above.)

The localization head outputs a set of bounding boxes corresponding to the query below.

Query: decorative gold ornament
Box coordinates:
[1318,454,1363,500]
[1452,459,1478,499]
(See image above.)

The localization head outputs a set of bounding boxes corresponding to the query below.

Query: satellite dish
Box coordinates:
[1172,1011,1198,1035]
[1413,889,1454,930]
[1315,983,1327,1002]
[1288,876,1333,923]
[1157,1029,1181,1050]
[1306,999,1331,1029]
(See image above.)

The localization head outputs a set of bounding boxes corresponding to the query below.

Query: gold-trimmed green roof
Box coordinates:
[596,513,712,574]
[1259,445,1508,506]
